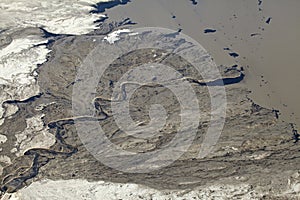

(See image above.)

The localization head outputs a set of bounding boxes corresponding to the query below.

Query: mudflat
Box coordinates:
[105,0,300,128]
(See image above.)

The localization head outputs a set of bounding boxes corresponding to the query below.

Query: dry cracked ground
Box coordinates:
[0,23,300,199]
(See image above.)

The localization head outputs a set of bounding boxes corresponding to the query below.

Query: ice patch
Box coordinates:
[14,114,56,157]
[0,37,50,85]
[0,134,7,144]
[0,36,51,126]
[0,0,114,35]
[9,179,261,200]
[103,29,133,44]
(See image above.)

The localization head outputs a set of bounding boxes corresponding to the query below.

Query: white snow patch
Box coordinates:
[2,104,19,119]
[0,81,41,127]
[0,36,51,126]
[0,0,114,35]
[0,37,50,85]
[14,114,56,157]
[0,134,7,144]
[0,37,48,58]
[103,29,133,44]
[9,179,261,200]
